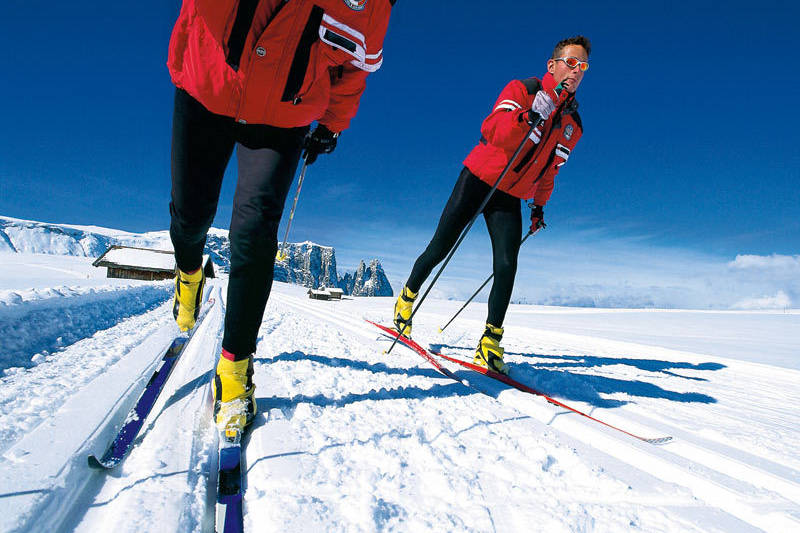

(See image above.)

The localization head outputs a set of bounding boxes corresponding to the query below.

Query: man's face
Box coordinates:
[547,44,588,93]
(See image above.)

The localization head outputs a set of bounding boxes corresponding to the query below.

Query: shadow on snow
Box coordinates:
[430,343,720,408]
[253,350,475,415]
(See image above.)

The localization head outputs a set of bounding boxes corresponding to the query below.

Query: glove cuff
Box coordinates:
[316,124,339,139]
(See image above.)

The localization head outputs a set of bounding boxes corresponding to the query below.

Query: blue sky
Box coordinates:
[1,1,798,307]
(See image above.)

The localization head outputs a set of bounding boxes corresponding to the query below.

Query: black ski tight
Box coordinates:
[406,167,522,327]
[170,89,307,359]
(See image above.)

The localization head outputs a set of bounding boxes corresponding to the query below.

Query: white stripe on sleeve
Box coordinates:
[498,99,522,109]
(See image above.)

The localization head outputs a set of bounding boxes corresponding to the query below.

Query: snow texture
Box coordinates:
[0,249,798,532]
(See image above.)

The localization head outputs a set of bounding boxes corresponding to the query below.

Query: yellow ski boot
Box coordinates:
[213,353,257,435]
[173,267,205,331]
[473,323,509,375]
[393,286,417,337]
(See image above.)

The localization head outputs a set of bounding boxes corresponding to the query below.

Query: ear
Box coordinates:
[547,58,556,75]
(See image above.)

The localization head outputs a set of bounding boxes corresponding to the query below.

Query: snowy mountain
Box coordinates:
[340,258,393,297]
[0,253,798,532]
[272,241,392,296]
[274,241,340,289]
[0,216,392,296]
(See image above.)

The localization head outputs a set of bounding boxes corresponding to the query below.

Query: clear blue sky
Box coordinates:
[1,1,798,306]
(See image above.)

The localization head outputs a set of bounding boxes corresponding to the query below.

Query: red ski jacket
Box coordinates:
[167,0,393,132]
[463,75,583,204]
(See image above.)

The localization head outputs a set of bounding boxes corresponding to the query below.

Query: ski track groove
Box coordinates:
[5,284,794,531]
[0,297,176,456]
[179,286,224,533]
[0,312,183,531]
[47,285,223,533]
[269,291,800,531]
[445,314,800,504]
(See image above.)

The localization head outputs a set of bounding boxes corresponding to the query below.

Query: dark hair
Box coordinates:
[552,35,591,58]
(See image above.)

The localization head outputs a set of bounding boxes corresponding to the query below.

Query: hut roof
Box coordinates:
[93,245,212,274]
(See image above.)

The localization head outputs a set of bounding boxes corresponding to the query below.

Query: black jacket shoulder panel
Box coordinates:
[519,77,542,95]
[571,109,583,132]
[561,96,582,132]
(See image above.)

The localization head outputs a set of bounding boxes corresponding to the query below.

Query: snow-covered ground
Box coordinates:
[1,252,798,532]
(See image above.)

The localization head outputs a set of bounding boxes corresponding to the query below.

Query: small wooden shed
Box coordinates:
[93,245,215,281]
[326,288,344,300]
[307,288,331,300]
[307,286,344,301]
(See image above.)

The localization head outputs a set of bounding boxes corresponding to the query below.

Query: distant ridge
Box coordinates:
[0,216,392,297]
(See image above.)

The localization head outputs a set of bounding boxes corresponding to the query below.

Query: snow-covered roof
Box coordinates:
[308,289,329,295]
[94,246,175,270]
[92,245,210,273]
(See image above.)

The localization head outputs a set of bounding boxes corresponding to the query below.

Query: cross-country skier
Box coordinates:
[394,36,590,374]
[167,0,395,433]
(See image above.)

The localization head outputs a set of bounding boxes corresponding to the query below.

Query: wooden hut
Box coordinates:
[93,245,215,281]
[307,288,331,300]
[326,288,344,300]
[307,286,345,301]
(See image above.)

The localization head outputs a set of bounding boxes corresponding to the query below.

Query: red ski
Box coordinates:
[367,320,468,386]
[367,319,671,446]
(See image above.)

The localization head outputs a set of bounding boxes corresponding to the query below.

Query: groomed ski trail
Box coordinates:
[268,288,800,532]
[71,284,224,533]
[0,283,223,533]
[3,282,798,532]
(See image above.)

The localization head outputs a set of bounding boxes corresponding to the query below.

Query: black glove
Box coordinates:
[303,124,339,165]
[529,203,546,233]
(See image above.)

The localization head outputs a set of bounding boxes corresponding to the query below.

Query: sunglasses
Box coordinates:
[555,56,589,72]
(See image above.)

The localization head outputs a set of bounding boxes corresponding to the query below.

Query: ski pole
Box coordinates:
[438,227,541,333]
[276,155,309,262]
[386,112,552,355]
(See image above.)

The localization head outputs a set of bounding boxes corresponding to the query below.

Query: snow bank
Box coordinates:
[0,282,171,371]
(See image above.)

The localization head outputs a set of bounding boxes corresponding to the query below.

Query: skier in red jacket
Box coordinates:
[167,0,394,433]
[394,36,590,374]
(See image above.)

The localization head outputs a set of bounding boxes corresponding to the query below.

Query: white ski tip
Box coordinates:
[643,436,673,445]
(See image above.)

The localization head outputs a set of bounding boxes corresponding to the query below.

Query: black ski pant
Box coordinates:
[406,167,522,327]
[170,88,307,359]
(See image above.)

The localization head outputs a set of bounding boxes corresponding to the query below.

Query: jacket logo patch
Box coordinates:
[343,0,367,10]
[564,124,573,140]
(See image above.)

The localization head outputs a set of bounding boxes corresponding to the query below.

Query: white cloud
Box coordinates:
[728,254,800,271]
[290,216,800,310]
[731,291,792,310]
[373,228,799,309]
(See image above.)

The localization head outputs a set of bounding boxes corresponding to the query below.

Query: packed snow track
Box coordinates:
[1,280,799,532]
